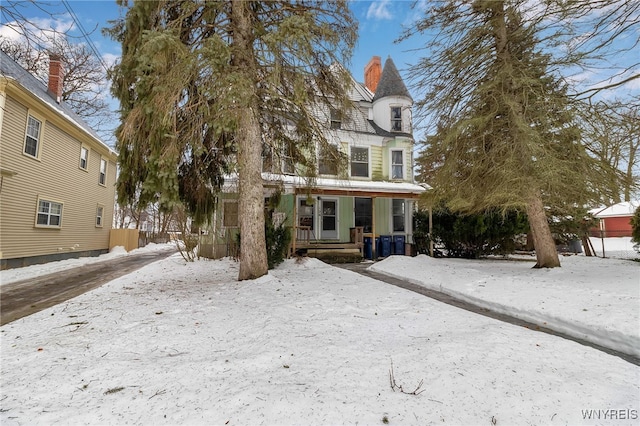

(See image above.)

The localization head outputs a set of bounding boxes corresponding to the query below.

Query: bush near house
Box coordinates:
[236,193,291,269]
[631,206,640,245]
[414,206,528,258]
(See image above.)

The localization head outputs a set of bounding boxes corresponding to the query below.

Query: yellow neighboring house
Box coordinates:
[0,51,117,270]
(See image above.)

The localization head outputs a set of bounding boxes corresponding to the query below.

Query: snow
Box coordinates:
[371,254,640,357]
[592,201,639,218]
[1,242,639,425]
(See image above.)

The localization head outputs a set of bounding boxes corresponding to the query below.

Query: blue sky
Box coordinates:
[1,0,637,139]
[0,1,421,86]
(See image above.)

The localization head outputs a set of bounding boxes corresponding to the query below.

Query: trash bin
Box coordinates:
[364,236,373,260]
[393,235,405,255]
[379,235,392,258]
[569,239,583,254]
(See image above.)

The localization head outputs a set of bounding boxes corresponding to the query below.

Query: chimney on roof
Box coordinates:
[364,56,381,93]
[47,53,64,103]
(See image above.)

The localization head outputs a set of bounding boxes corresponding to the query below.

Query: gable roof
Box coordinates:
[372,56,412,102]
[592,201,639,218]
[0,50,114,154]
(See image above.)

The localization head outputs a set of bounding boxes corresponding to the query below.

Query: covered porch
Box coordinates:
[275,175,426,260]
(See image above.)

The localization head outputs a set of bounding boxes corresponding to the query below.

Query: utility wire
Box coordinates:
[60,0,109,73]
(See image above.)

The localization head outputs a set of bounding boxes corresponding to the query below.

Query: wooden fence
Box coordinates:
[109,229,139,252]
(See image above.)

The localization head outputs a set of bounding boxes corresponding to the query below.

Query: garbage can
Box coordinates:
[393,235,405,255]
[569,239,583,254]
[379,235,392,258]
[364,236,373,260]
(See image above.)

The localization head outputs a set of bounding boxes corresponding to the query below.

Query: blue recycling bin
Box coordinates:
[364,236,373,260]
[379,235,392,258]
[393,235,405,255]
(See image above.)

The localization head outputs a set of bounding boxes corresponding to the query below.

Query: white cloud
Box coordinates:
[0,16,75,47]
[102,52,120,68]
[366,0,393,20]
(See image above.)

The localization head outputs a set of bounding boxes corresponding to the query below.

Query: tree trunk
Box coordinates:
[581,235,593,257]
[526,192,561,268]
[232,0,268,281]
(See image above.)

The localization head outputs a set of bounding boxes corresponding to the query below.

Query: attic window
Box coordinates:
[391,106,402,132]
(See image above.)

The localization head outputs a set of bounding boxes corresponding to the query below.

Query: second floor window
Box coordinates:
[391,150,403,179]
[80,147,89,170]
[99,158,107,185]
[318,145,338,175]
[391,106,402,132]
[24,115,42,157]
[330,108,342,129]
[351,147,368,178]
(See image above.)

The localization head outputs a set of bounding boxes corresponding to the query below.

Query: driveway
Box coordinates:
[1,248,176,326]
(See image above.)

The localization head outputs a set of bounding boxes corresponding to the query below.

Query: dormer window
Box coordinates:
[330,108,342,130]
[391,106,402,132]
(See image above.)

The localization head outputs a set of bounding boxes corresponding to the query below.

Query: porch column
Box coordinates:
[292,192,298,256]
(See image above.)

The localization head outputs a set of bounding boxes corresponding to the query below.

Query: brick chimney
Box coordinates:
[47,53,64,103]
[364,56,382,93]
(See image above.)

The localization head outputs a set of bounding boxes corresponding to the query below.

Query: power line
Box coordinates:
[60,0,109,73]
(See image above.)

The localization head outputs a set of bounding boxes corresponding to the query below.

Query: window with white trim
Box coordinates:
[330,107,342,129]
[391,106,402,132]
[350,147,369,178]
[36,199,62,227]
[99,158,107,185]
[24,115,42,158]
[96,205,104,227]
[318,145,338,175]
[391,150,404,180]
[392,199,405,232]
[282,146,295,175]
[80,147,89,170]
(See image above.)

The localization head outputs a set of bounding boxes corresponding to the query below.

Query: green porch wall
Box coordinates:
[374,198,390,235]
[338,196,352,242]
[278,193,295,227]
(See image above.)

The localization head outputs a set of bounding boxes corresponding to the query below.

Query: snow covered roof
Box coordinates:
[224,173,429,197]
[592,201,639,218]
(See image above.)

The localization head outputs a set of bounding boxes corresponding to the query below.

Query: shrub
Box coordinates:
[414,205,528,258]
[265,215,291,269]
[631,205,640,244]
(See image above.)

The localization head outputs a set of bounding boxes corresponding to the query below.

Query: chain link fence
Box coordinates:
[587,232,639,260]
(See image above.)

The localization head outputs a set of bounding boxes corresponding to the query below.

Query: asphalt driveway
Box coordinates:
[1,247,176,326]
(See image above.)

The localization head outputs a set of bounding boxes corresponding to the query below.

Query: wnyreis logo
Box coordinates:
[582,409,638,421]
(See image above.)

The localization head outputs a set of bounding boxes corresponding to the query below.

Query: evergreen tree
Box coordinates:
[406,1,621,268]
[107,0,356,280]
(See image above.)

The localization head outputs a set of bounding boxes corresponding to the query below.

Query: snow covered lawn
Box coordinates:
[371,254,640,358]
[1,254,638,425]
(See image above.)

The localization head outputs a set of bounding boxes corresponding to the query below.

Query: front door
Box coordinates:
[320,199,338,240]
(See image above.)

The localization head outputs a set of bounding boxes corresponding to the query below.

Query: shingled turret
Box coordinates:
[372,56,412,102]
